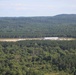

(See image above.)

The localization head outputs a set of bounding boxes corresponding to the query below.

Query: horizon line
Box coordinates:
[0,14,76,17]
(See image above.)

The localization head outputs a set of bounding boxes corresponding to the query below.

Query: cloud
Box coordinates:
[0,2,53,11]
[0,0,76,16]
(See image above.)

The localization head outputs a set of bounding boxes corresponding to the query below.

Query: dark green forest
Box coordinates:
[0,14,76,75]
[0,14,76,38]
[0,40,76,75]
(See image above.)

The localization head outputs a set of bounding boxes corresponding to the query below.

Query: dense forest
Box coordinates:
[0,40,76,75]
[0,14,76,75]
[0,14,76,38]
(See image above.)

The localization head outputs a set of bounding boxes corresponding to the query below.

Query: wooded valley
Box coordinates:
[0,14,76,38]
[0,14,76,75]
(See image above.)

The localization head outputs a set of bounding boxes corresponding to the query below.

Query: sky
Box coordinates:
[0,0,76,17]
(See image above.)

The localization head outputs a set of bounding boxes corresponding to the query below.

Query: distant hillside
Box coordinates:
[0,14,76,38]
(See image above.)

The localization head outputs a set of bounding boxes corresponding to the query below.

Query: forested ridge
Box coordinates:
[0,14,76,75]
[0,14,76,38]
[0,40,76,75]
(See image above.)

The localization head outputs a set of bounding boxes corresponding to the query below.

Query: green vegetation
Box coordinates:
[0,40,76,75]
[0,14,76,38]
[0,14,76,75]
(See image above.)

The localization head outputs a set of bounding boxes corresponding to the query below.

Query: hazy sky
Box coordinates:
[0,0,76,17]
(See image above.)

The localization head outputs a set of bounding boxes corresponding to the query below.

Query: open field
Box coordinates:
[0,37,75,42]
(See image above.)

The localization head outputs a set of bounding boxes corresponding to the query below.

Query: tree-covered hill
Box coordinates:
[0,14,76,75]
[0,14,76,38]
[0,40,76,75]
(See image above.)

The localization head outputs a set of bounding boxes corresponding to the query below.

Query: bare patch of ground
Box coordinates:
[0,37,75,42]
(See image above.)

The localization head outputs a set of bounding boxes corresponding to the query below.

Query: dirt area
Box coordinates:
[0,38,42,42]
[0,37,75,42]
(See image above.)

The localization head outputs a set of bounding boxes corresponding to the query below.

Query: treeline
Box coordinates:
[0,40,76,75]
[0,14,76,38]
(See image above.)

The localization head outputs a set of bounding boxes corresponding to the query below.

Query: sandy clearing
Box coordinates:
[0,37,75,42]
